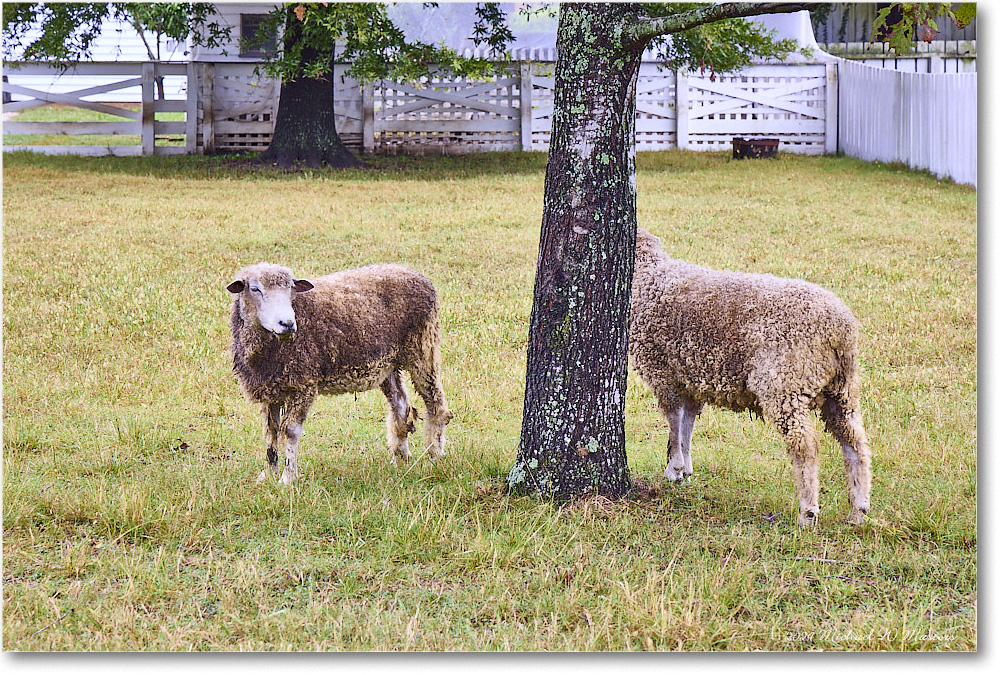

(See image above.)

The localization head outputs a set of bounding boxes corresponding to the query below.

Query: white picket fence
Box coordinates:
[837,58,977,186]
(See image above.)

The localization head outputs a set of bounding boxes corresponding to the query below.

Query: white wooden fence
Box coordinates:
[837,58,977,186]
[369,68,526,154]
[2,59,837,157]
[1,58,978,185]
[2,61,194,156]
[355,61,836,155]
[195,63,278,153]
[818,41,976,73]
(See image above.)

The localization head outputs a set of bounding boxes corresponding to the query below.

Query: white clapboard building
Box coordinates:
[4,3,283,101]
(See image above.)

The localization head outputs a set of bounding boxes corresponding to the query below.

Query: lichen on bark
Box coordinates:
[510,2,643,501]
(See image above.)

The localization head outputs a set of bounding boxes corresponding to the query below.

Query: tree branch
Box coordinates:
[624,2,815,49]
[128,18,157,61]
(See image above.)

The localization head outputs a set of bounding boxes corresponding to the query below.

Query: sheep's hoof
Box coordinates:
[798,510,819,527]
[847,508,868,526]
[257,469,270,484]
[279,469,298,486]
[664,467,687,483]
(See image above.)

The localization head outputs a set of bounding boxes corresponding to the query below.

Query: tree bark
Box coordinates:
[258,7,360,170]
[508,3,644,500]
[258,70,360,169]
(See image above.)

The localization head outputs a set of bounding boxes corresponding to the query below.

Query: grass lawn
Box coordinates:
[1,149,977,651]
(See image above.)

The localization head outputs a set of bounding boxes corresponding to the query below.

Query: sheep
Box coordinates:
[226,262,453,484]
[629,229,871,526]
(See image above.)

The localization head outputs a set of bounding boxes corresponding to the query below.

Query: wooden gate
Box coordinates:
[196,63,363,154]
[526,68,554,150]
[679,64,836,155]
[372,71,523,154]
[334,65,365,152]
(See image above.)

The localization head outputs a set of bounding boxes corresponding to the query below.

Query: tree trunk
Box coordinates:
[259,71,360,169]
[258,8,360,170]
[507,3,644,500]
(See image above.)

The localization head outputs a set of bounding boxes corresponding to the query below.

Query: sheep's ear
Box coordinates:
[227,280,245,294]
[293,279,315,293]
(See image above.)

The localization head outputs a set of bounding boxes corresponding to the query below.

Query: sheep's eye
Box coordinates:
[250,286,263,296]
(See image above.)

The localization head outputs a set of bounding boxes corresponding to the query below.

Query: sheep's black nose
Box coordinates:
[275,319,296,342]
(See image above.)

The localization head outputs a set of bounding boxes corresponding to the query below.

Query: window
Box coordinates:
[240,14,277,58]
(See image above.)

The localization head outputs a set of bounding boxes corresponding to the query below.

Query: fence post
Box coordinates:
[141,62,155,156]
[185,62,198,154]
[675,68,689,150]
[520,62,532,151]
[825,62,839,154]
[362,83,375,154]
[202,63,215,155]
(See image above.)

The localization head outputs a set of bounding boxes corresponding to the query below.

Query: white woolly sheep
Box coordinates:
[629,229,871,526]
[227,262,453,484]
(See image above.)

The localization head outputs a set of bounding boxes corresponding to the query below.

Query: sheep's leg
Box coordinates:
[278,394,314,486]
[772,406,822,527]
[657,397,687,482]
[821,396,872,525]
[257,402,283,483]
[381,370,417,465]
[678,397,703,478]
[408,338,453,461]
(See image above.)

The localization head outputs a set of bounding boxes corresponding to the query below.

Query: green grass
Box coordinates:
[1,150,977,650]
[3,103,186,147]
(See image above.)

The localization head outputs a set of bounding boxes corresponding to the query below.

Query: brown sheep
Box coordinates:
[227,262,453,484]
[629,229,871,526]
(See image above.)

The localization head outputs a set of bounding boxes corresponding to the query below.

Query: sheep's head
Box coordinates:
[227,263,314,341]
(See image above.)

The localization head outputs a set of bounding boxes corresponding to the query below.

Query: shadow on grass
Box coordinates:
[1,147,780,183]
[1,149,553,182]
[5,147,961,190]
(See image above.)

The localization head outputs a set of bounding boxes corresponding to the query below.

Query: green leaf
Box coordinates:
[953,3,976,29]
[643,4,800,75]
